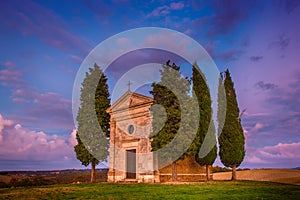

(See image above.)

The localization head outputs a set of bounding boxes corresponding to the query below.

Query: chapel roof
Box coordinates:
[106,90,153,113]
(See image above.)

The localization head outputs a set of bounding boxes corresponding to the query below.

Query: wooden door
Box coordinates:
[126,149,136,179]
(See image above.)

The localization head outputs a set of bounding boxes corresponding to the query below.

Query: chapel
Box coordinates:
[106,90,209,183]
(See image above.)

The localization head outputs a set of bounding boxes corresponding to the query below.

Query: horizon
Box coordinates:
[0,1,299,171]
[1,165,299,172]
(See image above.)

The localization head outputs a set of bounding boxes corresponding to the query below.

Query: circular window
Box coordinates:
[128,125,134,134]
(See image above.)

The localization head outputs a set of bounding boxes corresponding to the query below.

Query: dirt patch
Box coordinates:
[213,169,300,185]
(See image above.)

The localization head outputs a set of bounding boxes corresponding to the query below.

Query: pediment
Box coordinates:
[106,91,153,113]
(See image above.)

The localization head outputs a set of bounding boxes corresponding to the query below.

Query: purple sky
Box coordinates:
[0,0,299,170]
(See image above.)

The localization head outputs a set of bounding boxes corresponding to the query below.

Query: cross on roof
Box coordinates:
[127,81,132,91]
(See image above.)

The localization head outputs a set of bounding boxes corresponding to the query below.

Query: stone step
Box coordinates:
[118,179,138,183]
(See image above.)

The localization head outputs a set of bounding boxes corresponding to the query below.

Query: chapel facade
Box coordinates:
[106,90,208,183]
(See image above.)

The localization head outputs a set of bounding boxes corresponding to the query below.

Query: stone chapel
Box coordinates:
[106,90,209,183]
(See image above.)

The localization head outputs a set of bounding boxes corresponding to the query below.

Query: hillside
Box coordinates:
[213,169,300,185]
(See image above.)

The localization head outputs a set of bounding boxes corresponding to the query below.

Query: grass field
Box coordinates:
[0,181,299,200]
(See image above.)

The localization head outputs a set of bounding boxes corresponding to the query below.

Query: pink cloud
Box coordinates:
[43,54,54,62]
[147,5,170,17]
[60,64,76,75]
[245,155,270,164]
[170,2,184,10]
[243,142,300,167]
[0,114,14,143]
[23,91,74,130]
[183,29,192,36]
[259,142,300,159]
[245,123,263,135]
[0,61,25,88]
[147,2,184,18]
[0,114,76,162]
[69,129,78,147]
[1,61,74,131]
[116,37,131,46]
[244,122,264,147]
[3,61,15,69]
[69,54,83,64]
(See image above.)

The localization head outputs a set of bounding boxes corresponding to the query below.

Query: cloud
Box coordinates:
[0,114,14,143]
[60,64,76,76]
[214,49,243,61]
[142,32,191,57]
[147,2,185,17]
[269,34,290,50]
[259,142,300,159]
[255,81,278,91]
[1,61,74,131]
[249,123,264,134]
[284,0,300,14]
[2,61,15,69]
[116,37,131,46]
[206,0,256,38]
[68,129,77,147]
[266,71,300,112]
[0,114,76,164]
[147,5,170,17]
[243,122,264,148]
[106,48,186,85]
[241,73,300,167]
[0,61,26,88]
[250,56,263,62]
[83,0,113,21]
[204,42,216,55]
[112,0,130,4]
[70,54,83,64]
[245,155,270,164]
[243,142,300,168]
[19,91,74,130]
[0,0,90,54]
[170,2,184,10]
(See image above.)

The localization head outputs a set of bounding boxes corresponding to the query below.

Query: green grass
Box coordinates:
[0,181,299,200]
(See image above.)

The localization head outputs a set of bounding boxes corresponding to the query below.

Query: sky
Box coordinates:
[0,0,299,171]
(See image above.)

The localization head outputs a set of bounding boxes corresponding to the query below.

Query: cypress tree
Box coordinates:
[192,64,217,181]
[150,60,192,182]
[218,69,245,180]
[74,63,110,182]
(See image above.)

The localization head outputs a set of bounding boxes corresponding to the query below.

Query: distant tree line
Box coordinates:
[0,170,108,188]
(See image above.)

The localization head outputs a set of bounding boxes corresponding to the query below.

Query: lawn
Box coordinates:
[0,181,299,200]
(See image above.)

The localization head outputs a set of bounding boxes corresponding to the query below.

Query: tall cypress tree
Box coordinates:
[150,60,191,182]
[74,63,110,182]
[217,73,226,138]
[218,69,245,180]
[192,64,217,181]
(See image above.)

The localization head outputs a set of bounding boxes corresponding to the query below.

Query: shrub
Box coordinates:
[0,182,8,188]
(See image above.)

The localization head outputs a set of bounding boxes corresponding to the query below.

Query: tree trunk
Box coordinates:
[209,165,213,181]
[206,165,212,181]
[91,162,96,183]
[231,164,237,181]
[171,161,177,182]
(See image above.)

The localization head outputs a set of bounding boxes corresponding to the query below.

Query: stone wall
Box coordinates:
[158,157,210,182]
